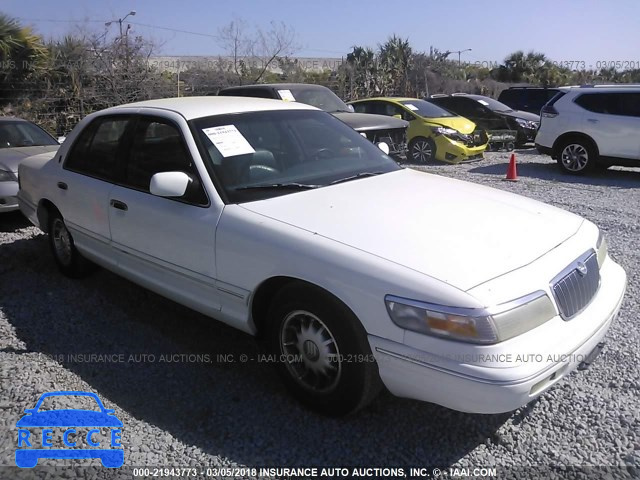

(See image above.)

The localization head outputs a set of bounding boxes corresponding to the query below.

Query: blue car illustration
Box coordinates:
[15,391,123,468]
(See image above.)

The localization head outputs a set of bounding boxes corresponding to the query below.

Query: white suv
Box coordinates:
[535,85,640,174]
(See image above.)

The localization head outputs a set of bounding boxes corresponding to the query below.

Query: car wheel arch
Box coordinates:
[553,133,599,158]
[37,199,60,234]
[250,276,363,339]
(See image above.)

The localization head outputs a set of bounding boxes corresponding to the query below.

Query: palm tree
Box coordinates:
[378,35,413,95]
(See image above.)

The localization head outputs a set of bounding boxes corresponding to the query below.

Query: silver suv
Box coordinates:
[535,85,640,174]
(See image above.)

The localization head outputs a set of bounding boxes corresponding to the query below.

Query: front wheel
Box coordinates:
[408,137,436,164]
[266,283,381,416]
[48,211,95,278]
[557,138,597,174]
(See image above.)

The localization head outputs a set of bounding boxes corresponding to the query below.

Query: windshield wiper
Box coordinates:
[235,182,321,191]
[330,171,384,185]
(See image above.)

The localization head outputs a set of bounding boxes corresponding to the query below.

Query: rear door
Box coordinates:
[107,113,223,315]
[576,92,640,158]
[57,115,133,265]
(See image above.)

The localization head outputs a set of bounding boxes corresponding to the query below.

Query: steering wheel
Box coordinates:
[248,164,280,182]
[312,148,335,160]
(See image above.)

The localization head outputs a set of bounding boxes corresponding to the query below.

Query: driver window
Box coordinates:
[125,117,207,205]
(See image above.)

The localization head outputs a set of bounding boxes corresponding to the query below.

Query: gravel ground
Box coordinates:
[0,149,638,479]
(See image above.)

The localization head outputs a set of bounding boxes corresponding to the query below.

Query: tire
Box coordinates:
[408,137,436,164]
[266,283,382,416]
[48,211,95,278]
[556,137,598,174]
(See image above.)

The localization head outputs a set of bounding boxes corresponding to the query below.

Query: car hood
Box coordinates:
[332,112,409,131]
[499,110,540,122]
[16,410,123,427]
[0,145,59,172]
[240,169,583,291]
[423,116,476,134]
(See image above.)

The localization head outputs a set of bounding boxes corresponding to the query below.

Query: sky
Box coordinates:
[3,0,640,70]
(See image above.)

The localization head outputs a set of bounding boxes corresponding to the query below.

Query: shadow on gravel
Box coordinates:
[469,160,640,188]
[1,234,511,468]
[0,211,30,232]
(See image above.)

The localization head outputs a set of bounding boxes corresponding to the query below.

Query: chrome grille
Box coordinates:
[551,251,600,320]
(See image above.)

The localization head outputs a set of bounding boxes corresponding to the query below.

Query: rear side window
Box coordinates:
[575,92,640,116]
[64,116,131,181]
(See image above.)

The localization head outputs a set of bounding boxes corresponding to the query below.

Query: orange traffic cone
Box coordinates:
[504,152,518,181]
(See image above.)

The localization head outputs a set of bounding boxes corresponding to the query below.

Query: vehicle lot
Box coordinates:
[0,149,638,476]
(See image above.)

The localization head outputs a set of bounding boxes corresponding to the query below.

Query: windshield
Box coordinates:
[472,96,514,112]
[0,121,58,148]
[191,110,400,203]
[284,86,351,113]
[400,100,455,118]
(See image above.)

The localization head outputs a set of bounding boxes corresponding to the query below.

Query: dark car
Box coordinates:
[428,94,540,147]
[217,84,408,158]
[498,87,561,115]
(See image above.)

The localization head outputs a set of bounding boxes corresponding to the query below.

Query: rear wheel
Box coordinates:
[557,138,597,174]
[408,137,436,164]
[48,211,94,278]
[266,283,381,416]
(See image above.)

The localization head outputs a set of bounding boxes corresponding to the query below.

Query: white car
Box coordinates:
[0,117,59,212]
[535,85,640,174]
[18,97,626,416]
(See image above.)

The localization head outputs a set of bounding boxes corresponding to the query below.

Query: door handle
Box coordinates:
[110,199,128,211]
[57,182,68,190]
[587,118,599,123]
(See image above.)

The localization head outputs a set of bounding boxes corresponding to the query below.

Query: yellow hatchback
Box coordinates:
[350,97,488,163]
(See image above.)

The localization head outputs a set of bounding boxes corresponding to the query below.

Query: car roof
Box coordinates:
[559,84,640,93]
[221,83,331,91]
[0,117,29,123]
[105,96,317,120]
[350,97,419,103]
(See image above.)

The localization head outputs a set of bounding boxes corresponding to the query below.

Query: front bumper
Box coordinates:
[370,258,627,414]
[535,143,554,157]
[0,180,19,212]
[434,136,486,164]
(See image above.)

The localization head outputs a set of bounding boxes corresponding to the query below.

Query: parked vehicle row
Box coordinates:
[17,96,627,416]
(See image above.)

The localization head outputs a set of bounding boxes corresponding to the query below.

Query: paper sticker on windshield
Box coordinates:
[405,103,419,111]
[278,89,296,101]
[477,100,489,106]
[202,125,255,158]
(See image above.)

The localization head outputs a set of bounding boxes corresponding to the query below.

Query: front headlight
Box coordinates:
[0,169,16,182]
[597,230,608,267]
[515,118,538,129]
[433,127,458,136]
[385,292,556,344]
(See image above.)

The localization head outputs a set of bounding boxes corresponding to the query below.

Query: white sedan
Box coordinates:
[18,97,627,416]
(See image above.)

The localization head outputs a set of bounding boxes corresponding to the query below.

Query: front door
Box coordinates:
[108,115,223,316]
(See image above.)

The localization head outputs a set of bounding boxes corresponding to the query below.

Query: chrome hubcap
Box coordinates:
[412,140,432,163]
[52,218,72,266]
[561,144,589,171]
[280,310,341,393]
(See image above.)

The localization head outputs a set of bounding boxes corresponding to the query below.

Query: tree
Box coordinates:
[378,35,412,96]
[0,14,47,106]
[216,18,298,85]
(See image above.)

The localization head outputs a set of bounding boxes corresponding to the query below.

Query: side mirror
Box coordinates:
[57,136,66,144]
[377,142,390,155]
[150,171,190,198]
[347,104,355,112]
